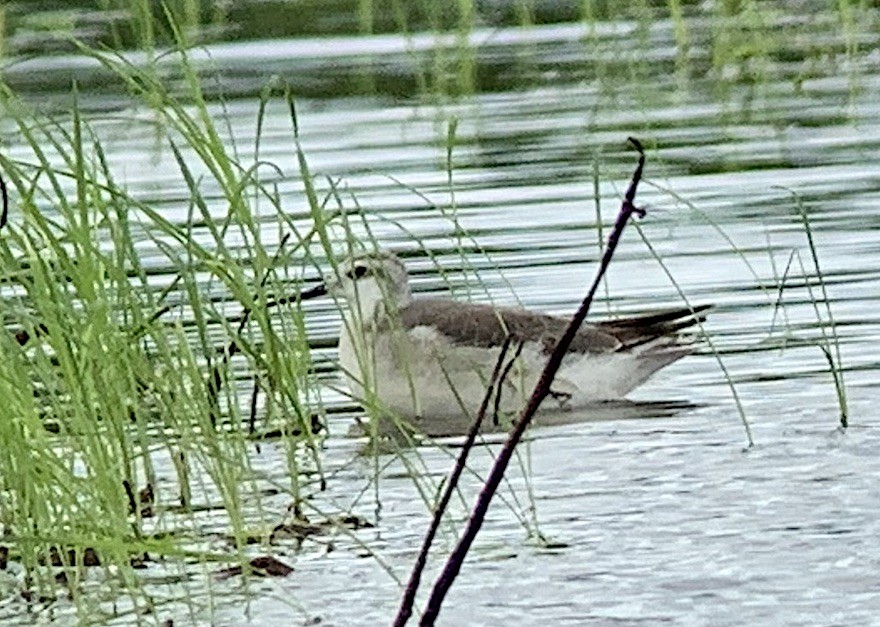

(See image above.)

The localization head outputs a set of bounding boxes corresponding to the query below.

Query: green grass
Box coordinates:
[641,179,851,438]
[0,0,867,622]
[0,22,544,623]
[787,190,848,429]
[0,40,340,621]
[633,220,754,447]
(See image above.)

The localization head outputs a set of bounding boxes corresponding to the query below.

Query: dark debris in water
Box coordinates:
[10,546,154,604]
[123,480,155,518]
[268,513,374,545]
[254,413,325,440]
[232,510,374,548]
[215,555,294,580]
[45,546,101,567]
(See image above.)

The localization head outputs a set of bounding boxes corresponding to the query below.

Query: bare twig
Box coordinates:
[248,376,261,436]
[418,137,647,626]
[206,232,292,424]
[0,169,8,231]
[493,341,525,426]
[392,335,514,627]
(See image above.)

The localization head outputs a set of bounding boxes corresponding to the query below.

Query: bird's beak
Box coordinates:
[298,282,328,301]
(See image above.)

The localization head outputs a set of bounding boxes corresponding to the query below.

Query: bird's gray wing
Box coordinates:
[399,299,621,355]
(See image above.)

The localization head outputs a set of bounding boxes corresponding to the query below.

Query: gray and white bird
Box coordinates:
[307,251,709,421]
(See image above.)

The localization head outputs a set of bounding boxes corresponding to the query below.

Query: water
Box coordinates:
[2,2,880,625]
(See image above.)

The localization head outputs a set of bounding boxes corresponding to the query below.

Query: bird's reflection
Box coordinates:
[350,399,699,448]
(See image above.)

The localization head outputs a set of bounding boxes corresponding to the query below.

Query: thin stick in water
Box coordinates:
[0,169,7,230]
[392,335,514,627]
[417,137,647,626]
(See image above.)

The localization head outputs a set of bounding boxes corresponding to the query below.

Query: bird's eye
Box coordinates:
[347,265,369,279]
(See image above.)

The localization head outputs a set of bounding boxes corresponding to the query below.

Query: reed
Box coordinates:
[0,35,337,620]
[788,191,848,428]
[0,1,867,623]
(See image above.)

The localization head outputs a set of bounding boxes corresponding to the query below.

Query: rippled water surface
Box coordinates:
[2,1,880,625]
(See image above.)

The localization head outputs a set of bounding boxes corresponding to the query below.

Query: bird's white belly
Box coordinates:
[337,319,671,421]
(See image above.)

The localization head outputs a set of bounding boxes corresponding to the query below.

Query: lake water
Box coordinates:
[2,1,880,625]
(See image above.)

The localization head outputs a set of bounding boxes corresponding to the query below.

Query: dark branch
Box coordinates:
[0,169,8,230]
[206,232,292,425]
[392,335,514,627]
[493,341,525,426]
[417,138,648,626]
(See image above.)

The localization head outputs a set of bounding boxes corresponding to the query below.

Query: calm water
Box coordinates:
[2,2,880,625]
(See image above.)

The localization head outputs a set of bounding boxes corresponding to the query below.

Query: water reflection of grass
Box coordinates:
[3,1,873,103]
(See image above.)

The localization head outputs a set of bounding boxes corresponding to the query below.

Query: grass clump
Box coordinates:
[0,42,336,622]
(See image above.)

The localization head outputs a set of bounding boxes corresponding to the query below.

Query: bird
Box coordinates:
[305,251,709,422]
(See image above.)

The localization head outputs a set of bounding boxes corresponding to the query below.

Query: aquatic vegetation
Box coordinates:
[0,0,870,624]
